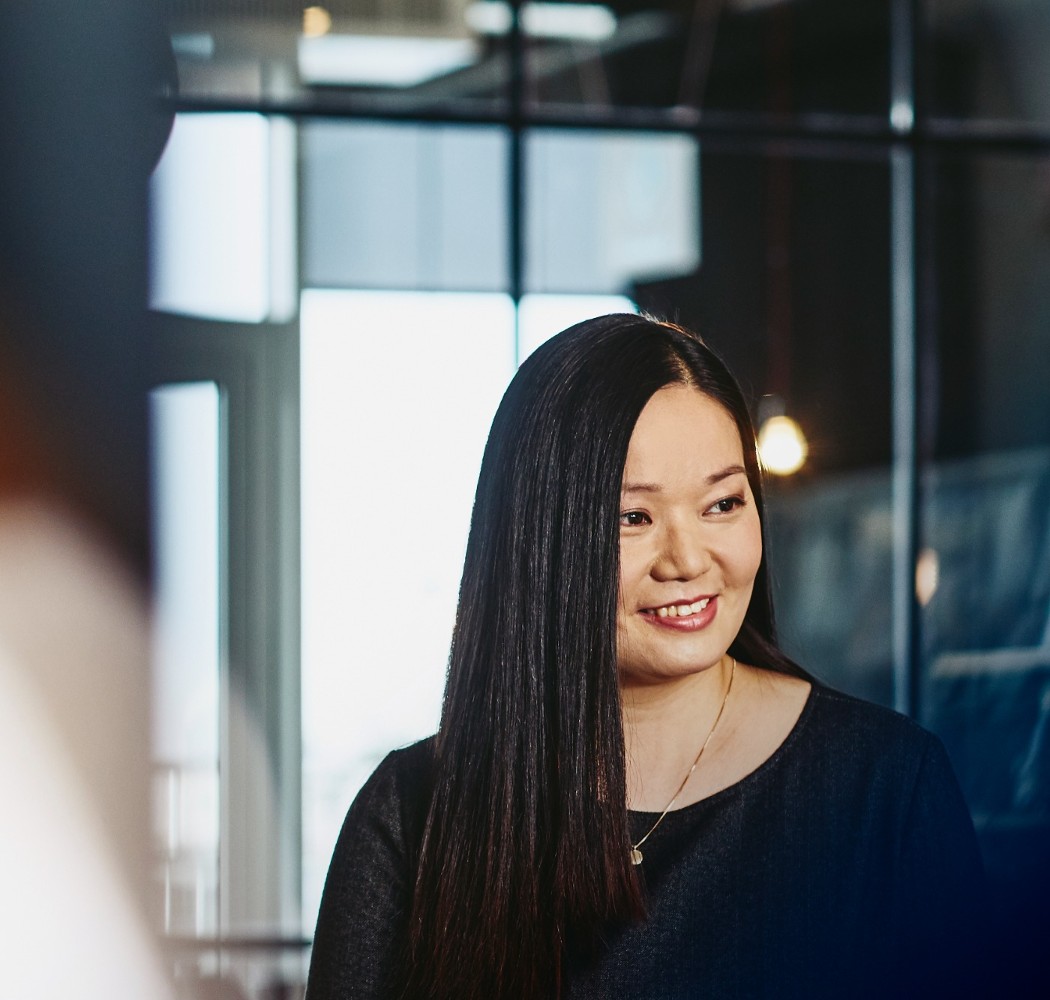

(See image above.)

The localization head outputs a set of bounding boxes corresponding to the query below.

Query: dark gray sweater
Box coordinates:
[307,685,988,998]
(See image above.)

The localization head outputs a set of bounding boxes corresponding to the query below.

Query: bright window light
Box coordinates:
[149,382,221,936]
[300,289,516,930]
[301,291,644,931]
[298,35,478,87]
[517,293,636,363]
[465,2,618,42]
[151,114,295,323]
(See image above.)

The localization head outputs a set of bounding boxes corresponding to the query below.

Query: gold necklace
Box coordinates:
[629,657,736,865]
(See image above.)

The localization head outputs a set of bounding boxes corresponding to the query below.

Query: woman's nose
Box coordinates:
[650,521,710,581]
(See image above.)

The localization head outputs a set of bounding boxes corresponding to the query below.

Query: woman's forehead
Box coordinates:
[623,386,745,485]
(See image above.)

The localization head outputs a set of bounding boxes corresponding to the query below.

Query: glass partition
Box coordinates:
[163,0,507,116]
[923,0,1050,128]
[524,0,891,121]
[920,148,1050,936]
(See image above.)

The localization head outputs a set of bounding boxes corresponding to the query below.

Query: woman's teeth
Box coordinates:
[653,598,711,618]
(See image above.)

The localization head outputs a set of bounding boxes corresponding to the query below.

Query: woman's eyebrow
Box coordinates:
[622,464,747,494]
[621,481,662,495]
[707,464,747,485]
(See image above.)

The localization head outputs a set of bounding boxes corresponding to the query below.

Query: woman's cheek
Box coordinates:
[736,515,763,586]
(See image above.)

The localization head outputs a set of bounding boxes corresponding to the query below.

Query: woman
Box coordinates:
[307,314,985,999]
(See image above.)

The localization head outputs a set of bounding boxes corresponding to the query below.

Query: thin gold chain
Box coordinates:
[630,658,736,865]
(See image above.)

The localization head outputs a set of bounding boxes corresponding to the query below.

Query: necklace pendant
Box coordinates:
[630,848,643,865]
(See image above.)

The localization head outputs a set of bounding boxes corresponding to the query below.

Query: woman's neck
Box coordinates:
[621,657,734,812]
[621,662,813,812]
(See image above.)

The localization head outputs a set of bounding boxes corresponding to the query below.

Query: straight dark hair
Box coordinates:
[401,314,805,998]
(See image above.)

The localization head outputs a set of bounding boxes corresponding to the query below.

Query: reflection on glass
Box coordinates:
[524,0,889,116]
[166,1,504,112]
[163,0,896,117]
[150,382,222,937]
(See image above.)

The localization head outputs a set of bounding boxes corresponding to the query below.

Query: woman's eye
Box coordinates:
[707,496,745,515]
[619,510,650,527]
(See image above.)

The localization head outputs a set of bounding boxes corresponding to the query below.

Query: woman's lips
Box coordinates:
[640,595,718,631]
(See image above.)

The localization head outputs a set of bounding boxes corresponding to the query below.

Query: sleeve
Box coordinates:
[305,751,417,1000]
[892,733,991,995]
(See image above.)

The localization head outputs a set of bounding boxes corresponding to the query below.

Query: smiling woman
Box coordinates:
[616,384,811,828]
[617,387,763,686]
[306,314,989,1000]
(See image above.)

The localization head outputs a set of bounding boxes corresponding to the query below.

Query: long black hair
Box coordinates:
[402,315,805,998]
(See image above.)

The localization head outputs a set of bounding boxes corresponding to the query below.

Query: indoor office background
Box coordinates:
[147,1,1049,997]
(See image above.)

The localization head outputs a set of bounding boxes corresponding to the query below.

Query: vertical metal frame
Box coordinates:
[508,0,526,358]
[889,0,920,716]
[221,322,302,936]
[149,314,303,939]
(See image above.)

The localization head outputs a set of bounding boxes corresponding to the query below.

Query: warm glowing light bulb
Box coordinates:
[303,6,332,37]
[757,414,808,475]
[915,547,939,607]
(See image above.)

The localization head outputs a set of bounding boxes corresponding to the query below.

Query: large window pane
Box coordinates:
[525,129,699,295]
[299,288,516,932]
[924,0,1050,127]
[302,121,508,292]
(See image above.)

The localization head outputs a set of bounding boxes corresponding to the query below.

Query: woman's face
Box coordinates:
[617,384,762,686]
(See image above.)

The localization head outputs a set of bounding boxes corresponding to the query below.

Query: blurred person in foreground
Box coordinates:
[0,1,174,996]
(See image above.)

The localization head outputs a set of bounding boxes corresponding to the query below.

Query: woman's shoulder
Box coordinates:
[800,682,953,784]
[309,737,437,998]
[807,683,930,744]
[377,734,437,779]
[764,683,979,869]
[353,735,436,816]
[333,736,436,859]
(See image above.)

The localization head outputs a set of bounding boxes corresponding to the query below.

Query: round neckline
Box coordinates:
[628,679,820,819]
